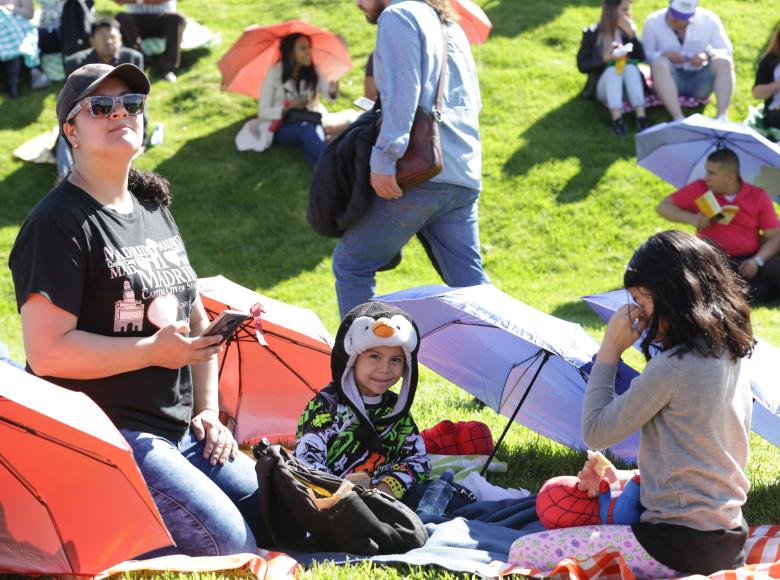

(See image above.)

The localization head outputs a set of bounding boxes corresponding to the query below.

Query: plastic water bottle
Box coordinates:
[416,470,454,517]
[148,123,165,147]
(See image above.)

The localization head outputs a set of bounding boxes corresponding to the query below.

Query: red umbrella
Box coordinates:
[0,363,173,575]
[218,19,352,99]
[451,0,492,45]
[198,275,333,446]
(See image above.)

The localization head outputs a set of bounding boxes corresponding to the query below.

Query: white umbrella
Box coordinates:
[378,284,641,465]
[636,114,780,195]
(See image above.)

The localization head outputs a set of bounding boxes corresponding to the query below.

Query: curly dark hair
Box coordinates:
[55,167,171,207]
[128,167,172,207]
[624,230,755,361]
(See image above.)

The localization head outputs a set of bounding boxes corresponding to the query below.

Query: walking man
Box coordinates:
[333,0,490,316]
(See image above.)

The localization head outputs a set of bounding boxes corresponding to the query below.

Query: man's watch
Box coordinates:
[754,255,765,268]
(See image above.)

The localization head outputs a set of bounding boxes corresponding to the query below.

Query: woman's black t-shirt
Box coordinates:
[10,180,197,441]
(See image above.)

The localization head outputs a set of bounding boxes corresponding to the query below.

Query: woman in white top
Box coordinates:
[257,32,332,167]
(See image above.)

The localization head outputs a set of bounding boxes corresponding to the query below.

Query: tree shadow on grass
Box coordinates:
[549,299,603,328]
[152,119,334,291]
[503,97,636,204]
[484,0,601,39]
[0,80,56,130]
[744,477,780,525]
[0,161,58,230]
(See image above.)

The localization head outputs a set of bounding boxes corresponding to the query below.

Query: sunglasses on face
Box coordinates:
[66,93,146,123]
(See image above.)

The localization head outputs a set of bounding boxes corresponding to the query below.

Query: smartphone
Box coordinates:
[353,96,375,111]
[201,310,251,344]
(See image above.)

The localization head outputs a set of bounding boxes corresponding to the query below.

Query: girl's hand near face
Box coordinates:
[596,304,645,365]
[617,14,636,37]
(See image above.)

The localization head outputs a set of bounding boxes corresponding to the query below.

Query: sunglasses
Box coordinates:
[66,93,146,123]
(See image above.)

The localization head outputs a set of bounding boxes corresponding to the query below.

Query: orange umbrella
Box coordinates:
[0,363,173,575]
[451,0,492,45]
[218,19,352,99]
[198,276,333,446]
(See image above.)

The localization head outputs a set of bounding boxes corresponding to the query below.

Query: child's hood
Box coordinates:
[331,301,421,432]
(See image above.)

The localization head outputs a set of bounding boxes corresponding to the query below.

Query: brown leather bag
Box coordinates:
[384,23,449,191]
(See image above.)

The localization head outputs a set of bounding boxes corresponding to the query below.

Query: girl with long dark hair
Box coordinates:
[510,231,754,576]
[753,21,780,130]
[256,32,331,167]
[577,0,648,135]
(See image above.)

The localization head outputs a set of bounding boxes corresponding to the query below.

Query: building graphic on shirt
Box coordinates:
[114,280,144,332]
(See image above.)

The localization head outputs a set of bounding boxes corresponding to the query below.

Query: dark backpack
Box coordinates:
[253,440,428,555]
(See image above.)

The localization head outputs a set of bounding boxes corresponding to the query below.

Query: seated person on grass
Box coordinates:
[642,0,734,121]
[655,148,780,304]
[57,16,146,177]
[753,20,780,131]
[65,16,143,74]
[294,302,430,500]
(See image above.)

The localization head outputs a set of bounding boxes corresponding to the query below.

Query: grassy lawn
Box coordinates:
[1,0,779,577]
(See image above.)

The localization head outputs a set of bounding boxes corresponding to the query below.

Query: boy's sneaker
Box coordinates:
[636,116,650,132]
[30,68,51,90]
[610,117,628,136]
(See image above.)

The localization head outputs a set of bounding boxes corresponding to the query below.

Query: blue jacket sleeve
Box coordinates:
[370,9,424,175]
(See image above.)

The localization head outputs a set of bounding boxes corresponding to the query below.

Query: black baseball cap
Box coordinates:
[56,63,151,133]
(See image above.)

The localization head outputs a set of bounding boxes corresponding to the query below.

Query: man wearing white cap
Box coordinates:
[642,0,734,121]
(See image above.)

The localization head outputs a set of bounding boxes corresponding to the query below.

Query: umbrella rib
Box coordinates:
[0,451,77,572]
[498,350,545,410]
[203,307,330,352]
[0,416,118,467]
[263,345,321,395]
[260,329,331,354]
[234,332,245,436]
[480,350,553,476]
[420,319,496,340]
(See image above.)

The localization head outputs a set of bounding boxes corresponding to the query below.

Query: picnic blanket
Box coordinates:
[91,551,299,579]
[77,522,779,579]
[292,495,545,574]
[495,524,780,579]
[295,521,780,578]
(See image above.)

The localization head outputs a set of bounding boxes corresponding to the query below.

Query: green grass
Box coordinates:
[1,0,779,578]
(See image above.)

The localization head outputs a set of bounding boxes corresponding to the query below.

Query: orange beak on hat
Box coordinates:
[372,318,395,338]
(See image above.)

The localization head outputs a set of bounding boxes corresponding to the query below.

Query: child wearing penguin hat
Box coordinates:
[294,301,431,500]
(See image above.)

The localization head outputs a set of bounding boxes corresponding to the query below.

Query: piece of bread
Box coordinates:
[587,450,612,478]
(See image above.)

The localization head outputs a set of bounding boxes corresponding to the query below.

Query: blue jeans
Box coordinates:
[332,180,490,316]
[121,428,261,557]
[671,63,715,98]
[273,121,325,168]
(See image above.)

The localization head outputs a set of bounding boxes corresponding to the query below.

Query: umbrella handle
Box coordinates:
[479,350,552,477]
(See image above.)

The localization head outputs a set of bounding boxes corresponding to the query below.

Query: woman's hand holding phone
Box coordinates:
[150,321,222,369]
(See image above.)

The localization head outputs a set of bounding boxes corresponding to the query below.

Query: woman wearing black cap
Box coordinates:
[9,63,262,557]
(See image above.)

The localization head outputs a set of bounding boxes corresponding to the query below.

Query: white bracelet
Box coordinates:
[754,255,765,268]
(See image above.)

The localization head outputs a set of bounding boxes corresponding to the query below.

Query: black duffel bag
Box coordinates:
[253,439,428,555]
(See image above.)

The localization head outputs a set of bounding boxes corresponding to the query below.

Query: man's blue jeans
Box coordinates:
[332,180,490,316]
[273,121,325,168]
[121,428,261,557]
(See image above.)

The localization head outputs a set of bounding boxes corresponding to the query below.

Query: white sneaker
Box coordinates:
[715,113,729,123]
[162,72,177,83]
[30,68,51,90]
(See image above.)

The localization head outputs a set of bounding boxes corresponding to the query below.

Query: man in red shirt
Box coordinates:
[656,148,780,303]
